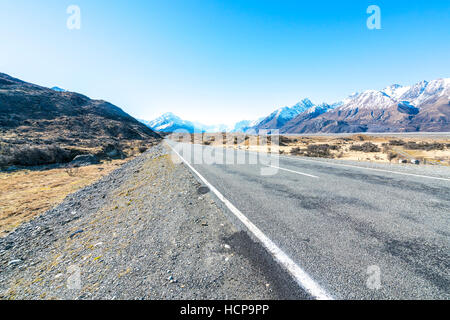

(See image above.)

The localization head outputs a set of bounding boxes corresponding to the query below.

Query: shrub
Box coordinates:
[350,142,380,153]
[0,144,78,167]
[279,136,293,146]
[389,139,406,146]
[290,144,339,158]
[305,144,336,158]
[290,147,302,155]
[138,146,148,153]
[388,152,398,161]
[404,142,445,151]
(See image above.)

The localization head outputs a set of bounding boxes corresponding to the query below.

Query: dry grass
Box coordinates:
[174,133,450,165]
[0,159,129,237]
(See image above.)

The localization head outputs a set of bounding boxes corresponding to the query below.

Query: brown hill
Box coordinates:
[0,73,160,167]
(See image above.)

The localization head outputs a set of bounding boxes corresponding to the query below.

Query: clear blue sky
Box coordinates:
[1,0,449,125]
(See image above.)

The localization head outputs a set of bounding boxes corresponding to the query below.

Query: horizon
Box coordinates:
[1,0,449,126]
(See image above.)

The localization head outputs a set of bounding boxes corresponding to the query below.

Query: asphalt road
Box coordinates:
[168,141,450,300]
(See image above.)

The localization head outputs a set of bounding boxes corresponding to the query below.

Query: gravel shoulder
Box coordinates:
[0,144,301,300]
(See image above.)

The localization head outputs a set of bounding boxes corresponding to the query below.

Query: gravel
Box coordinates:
[0,144,300,300]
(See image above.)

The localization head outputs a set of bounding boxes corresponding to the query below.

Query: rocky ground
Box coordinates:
[0,143,300,300]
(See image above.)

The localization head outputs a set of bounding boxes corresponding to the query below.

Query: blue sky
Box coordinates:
[1,0,449,125]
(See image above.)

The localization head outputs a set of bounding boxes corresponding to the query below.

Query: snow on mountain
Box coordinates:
[306,102,340,115]
[51,86,67,92]
[192,122,232,133]
[276,98,315,120]
[255,98,316,130]
[340,90,395,111]
[397,78,449,106]
[141,112,196,133]
[381,84,410,99]
[142,113,233,133]
[231,118,264,133]
[335,78,449,112]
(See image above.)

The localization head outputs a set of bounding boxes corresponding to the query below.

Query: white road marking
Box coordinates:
[269,165,319,179]
[168,143,333,300]
[240,149,448,182]
[278,155,450,182]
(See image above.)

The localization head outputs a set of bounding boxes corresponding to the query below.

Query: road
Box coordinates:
[168,141,450,300]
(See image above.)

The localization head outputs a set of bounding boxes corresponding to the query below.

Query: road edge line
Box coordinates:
[278,155,450,182]
[269,165,319,179]
[168,143,334,300]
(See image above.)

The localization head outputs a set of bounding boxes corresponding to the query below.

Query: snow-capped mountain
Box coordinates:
[141,113,197,133]
[192,122,232,133]
[141,113,232,133]
[381,84,410,99]
[143,78,449,134]
[231,118,264,133]
[334,78,449,112]
[280,78,450,133]
[255,98,316,131]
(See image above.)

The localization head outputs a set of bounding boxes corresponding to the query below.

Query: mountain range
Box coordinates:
[141,112,254,133]
[144,78,449,134]
[277,78,449,133]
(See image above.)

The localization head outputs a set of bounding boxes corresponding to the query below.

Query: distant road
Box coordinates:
[169,141,450,300]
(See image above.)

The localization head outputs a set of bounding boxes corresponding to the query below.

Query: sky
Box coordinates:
[1,0,449,126]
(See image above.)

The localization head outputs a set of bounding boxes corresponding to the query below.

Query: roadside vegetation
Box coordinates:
[174,133,450,165]
[0,135,155,169]
[0,136,158,237]
[0,159,130,237]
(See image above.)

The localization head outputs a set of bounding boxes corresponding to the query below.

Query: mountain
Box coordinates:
[231,118,264,133]
[281,102,340,133]
[143,78,449,135]
[193,122,231,133]
[0,73,160,167]
[254,98,316,131]
[281,78,450,133]
[142,113,232,133]
[141,113,197,133]
[51,86,67,92]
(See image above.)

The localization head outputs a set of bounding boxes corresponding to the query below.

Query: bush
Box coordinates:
[138,146,148,153]
[389,139,406,146]
[291,144,339,158]
[404,142,445,151]
[350,142,380,153]
[0,144,78,167]
[388,152,398,161]
[305,144,336,158]
[279,136,293,146]
[290,147,302,155]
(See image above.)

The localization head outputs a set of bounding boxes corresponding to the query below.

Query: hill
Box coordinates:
[0,73,160,168]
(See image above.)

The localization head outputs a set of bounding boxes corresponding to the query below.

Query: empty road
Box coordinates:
[168,141,450,300]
